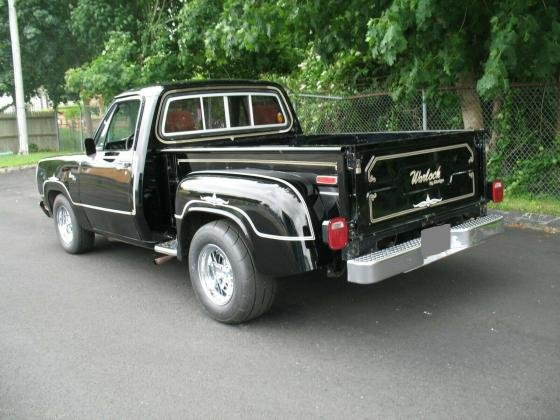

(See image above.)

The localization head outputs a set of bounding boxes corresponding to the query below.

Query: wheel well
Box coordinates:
[47,189,61,210]
[178,211,250,259]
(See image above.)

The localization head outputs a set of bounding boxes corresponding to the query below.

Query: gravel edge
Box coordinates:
[0,164,37,174]
[489,209,560,234]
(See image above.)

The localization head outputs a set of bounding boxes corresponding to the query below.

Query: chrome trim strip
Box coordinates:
[176,200,313,241]
[176,170,316,241]
[369,172,476,224]
[186,207,249,237]
[42,179,135,215]
[178,158,337,169]
[319,191,339,196]
[365,143,475,183]
[347,214,503,284]
[154,239,177,256]
[162,146,343,152]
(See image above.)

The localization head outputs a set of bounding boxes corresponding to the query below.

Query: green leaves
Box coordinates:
[1,0,557,111]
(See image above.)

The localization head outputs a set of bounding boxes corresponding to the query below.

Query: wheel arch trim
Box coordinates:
[175,170,315,241]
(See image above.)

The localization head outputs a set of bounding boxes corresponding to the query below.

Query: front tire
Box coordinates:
[52,194,94,254]
[188,220,276,324]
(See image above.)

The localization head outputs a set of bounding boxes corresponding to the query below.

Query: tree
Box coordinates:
[65,0,183,100]
[64,0,391,98]
[366,0,560,129]
[0,0,85,105]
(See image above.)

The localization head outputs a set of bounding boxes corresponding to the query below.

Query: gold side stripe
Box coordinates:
[178,158,337,169]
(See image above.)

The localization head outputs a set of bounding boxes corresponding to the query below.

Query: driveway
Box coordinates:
[1,168,559,418]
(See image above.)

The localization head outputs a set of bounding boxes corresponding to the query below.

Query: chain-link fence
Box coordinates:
[291,83,560,198]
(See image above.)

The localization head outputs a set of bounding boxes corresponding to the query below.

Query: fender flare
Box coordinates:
[42,179,92,230]
[175,171,318,277]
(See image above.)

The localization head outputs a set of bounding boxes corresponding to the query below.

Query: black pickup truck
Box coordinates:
[36,80,504,323]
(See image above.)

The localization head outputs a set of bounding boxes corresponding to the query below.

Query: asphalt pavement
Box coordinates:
[1,168,559,419]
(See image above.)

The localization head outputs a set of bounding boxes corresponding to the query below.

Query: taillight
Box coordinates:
[492,180,504,203]
[316,175,337,185]
[326,217,348,250]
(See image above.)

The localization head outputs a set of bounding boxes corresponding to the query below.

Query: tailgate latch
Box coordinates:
[346,155,362,174]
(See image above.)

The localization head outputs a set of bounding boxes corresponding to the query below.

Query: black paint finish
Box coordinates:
[37,80,492,278]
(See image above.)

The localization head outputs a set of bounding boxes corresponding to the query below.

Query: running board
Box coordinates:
[154,239,178,257]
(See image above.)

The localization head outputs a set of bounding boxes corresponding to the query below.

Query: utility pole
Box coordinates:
[7,0,29,154]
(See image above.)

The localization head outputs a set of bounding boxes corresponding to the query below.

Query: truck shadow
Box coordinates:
[90,235,503,332]
[257,252,504,332]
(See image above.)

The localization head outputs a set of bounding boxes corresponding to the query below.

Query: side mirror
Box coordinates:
[84,137,96,156]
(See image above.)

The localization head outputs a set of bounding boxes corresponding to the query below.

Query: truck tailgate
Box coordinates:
[349,131,484,238]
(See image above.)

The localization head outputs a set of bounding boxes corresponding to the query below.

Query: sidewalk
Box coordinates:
[490,209,560,233]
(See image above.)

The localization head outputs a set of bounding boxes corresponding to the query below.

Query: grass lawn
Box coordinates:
[489,195,560,216]
[0,152,64,168]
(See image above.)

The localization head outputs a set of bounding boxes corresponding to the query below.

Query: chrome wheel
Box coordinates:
[197,244,234,306]
[56,205,73,244]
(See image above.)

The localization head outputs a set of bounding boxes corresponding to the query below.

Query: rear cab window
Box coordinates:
[158,88,292,143]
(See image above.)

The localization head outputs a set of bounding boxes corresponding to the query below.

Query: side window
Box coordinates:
[252,95,284,125]
[227,96,250,127]
[164,98,203,134]
[203,97,226,129]
[96,100,141,150]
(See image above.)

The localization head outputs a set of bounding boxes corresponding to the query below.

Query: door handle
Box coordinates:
[104,151,120,157]
[103,158,116,162]
[115,161,132,169]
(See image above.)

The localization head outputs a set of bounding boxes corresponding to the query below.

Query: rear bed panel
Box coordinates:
[348,131,486,249]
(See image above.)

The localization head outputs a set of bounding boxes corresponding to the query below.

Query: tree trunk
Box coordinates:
[456,71,484,130]
[555,78,560,141]
[83,100,94,136]
[488,95,503,152]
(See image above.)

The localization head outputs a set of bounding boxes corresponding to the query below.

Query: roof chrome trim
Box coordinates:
[162,146,343,152]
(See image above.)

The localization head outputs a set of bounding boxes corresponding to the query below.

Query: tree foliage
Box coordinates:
[0,0,85,104]
[1,0,558,113]
[365,0,560,98]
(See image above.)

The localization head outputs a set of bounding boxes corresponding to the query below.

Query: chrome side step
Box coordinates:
[154,239,178,257]
[347,214,504,285]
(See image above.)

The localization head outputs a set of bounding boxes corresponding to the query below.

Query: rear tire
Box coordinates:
[188,220,276,324]
[52,194,94,254]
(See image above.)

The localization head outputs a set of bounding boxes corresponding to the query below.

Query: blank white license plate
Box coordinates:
[421,224,450,258]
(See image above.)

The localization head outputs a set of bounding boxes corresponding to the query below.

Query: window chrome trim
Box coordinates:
[156,86,294,144]
[94,95,144,151]
[161,146,343,152]
[161,91,288,137]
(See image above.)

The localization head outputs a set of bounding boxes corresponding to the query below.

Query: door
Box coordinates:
[79,98,142,238]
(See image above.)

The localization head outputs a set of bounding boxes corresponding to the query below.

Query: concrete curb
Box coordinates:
[489,209,560,234]
[0,164,36,174]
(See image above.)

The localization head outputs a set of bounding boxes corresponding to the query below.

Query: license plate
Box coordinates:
[421,224,450,258]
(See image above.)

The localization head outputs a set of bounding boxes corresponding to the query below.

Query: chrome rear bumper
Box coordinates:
[347,214,504,285]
